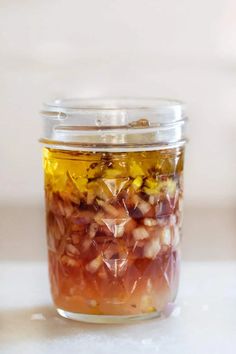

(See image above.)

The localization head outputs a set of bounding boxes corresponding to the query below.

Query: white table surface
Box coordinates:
[1,261,236,354]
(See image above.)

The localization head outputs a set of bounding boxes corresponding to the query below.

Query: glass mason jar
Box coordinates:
[40,98,188,323]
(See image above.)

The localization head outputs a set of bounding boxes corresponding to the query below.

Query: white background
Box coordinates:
[1,0,236,206]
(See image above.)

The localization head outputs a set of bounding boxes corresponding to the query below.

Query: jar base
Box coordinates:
[57,308,162,324]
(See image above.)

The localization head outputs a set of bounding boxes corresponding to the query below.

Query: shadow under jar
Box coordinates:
[40,98,188,323]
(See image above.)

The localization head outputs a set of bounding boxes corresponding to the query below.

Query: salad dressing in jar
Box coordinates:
[40,98,188,323]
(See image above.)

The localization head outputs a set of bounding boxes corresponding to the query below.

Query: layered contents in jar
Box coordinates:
[44,147,184,316]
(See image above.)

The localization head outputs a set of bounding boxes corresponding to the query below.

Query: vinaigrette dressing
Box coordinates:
[44,147,183,316]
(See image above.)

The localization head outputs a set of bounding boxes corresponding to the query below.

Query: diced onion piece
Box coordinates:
[57,199,66,216]
[87,189,96,205]
[66,244,80,256]
[94,211,105,225]
[131,194,140,206]
[143,187,156,195]
[160,179,176,197]
[63,201,74,218]
[89,222,99,238]
[82,238,92,252]
[86,255,103,273]
[138,200,151,215]
[114,224,125,238]
[132,226,150,241]
[149,195,156,205]
[143,237,161,259]
[143,218,157,226]
[145,179,158,189]
[104,169,122,178]
[132,176,143,189]
[97,199,120,217]
[71,211,93,225]
[52,224,61,241]
[129,161,145,178]
[55,215,65,235]
[160,227,172,246]
[61,255,79,267]
[73,176,88,192]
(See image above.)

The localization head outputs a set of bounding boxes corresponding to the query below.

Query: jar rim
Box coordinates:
[43,97,184,113]
[40,97,187,151]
